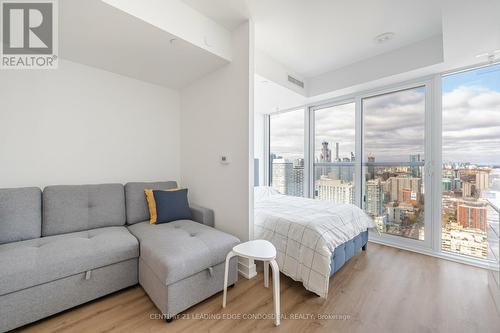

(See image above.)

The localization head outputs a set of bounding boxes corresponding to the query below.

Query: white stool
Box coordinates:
[223,240,280,326]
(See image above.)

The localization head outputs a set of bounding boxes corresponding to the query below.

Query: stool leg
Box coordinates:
[223,251,235,308]
[270,259,280,326]
[264,260,269,288]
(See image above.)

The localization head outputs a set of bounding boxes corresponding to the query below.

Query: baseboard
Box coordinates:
[237,257,257,279]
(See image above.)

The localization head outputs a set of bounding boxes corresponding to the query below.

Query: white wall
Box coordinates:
[180,22,254,242]
[0,60,181,188]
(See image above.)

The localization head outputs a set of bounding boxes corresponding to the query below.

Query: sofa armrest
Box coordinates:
[190,204,215,227]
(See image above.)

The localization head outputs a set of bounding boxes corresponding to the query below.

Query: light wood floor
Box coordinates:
[16,243,500,333]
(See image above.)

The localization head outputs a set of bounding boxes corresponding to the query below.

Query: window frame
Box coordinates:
[266,107,308,196]
[309,99,357,205]
[359,81,435,251]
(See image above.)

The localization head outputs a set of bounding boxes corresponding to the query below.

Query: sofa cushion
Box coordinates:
[125,181,178,225]
[42,184,126,236]
[0,226,138,296]
[127,220,240,285]
[154,189,192,224]
[0,187,42,245]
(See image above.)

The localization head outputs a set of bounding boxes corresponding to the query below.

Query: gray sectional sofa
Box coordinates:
[0,181,239,332]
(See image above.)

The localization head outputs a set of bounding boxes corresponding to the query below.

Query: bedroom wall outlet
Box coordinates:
[220,154,230,164]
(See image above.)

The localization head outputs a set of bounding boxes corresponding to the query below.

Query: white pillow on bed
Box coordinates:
[254,186,281,201]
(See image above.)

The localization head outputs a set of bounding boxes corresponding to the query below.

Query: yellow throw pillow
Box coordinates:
[144,189,157,224]
[144,188,181,224]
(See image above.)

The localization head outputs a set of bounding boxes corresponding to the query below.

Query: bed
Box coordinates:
[254,186,374,298]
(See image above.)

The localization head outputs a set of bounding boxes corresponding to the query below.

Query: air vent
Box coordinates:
[287,75,304,88]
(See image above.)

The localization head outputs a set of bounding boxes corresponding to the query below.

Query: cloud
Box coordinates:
[443,85,500,164]
[362,87,425,161]
[270,109,305,160]
[314,103,355,159]
[268,83,500,165]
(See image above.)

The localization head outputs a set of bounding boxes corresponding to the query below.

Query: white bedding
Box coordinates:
[254,186,374,298]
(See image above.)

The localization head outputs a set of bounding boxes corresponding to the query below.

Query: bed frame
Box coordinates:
[330,230,368,276]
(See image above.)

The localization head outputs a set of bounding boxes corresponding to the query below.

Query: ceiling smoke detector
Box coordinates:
[374,32,395,44]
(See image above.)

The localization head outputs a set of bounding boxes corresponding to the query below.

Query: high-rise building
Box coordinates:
[441,223,488,258]
[387,204,415,225]
[462,181,474,197]
[387,176,421,203]
[327,164,355,183]
[452,178,462,191]
[335,142,340,162]
[456,199,488,232]
[271,159,304,197]
[366,179,384,216]
[290,163,304,197]
[271,159,290,194]
[367,155,375,180]
[293,158,304,168]
[387,206,404,224]
[442,178,452,192]
[315,178,354,204]
[475,171,489,191]
[269,153,278,184]
[316,142,332,180]
[401,188,412,203]
[320,142,331,162]
[409,154,421,177]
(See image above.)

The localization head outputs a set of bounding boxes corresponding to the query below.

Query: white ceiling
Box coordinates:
[254,74,307,114]
[60,0,229,89]
[183,0,443,77]
[183,0,249,32]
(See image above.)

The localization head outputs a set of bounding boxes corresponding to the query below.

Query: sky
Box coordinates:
[269,104,356,162]
[314,103,355,161]
[442,66,500,165]
[363,86,425,162]
[270,63,500,166]
[443,63,500,93]
[269,109,305,161]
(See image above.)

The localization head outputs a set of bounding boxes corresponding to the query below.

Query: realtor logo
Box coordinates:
[1,0,58,69]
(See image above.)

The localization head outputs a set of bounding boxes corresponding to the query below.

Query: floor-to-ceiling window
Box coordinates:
[269,108,305,197]
[313,102,356,204]
[441,64,500,261]
[362,87,427,241]
[264,63,500,267]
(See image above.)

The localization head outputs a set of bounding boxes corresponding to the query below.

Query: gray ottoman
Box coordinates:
[124,181,240,319]
[128,220,239,318]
